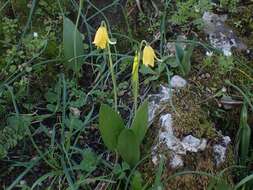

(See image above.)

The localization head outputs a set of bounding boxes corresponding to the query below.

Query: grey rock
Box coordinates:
[170,75,187,88]
[213,136,231,166]
[202,11,247,56]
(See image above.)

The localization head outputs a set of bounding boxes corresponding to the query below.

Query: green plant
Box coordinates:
[175,42,194,76]
[236,102,251,166]
[1,0,252,189]
[97,37,154,167]
[151,156,165,190]
[132,53,139,113]
[218,55,234,74]
[99,101,148,167]
[113,162,131,180]
[79,148,99,173]
[219,0,239,12]
[165,166,253,190]
[93,21,118,111]
[0,115,31,159]
[63,16,84,76]
[131,171,148,190]
[171,0,212,28]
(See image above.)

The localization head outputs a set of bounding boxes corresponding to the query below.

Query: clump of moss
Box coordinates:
[139,82,234,189]
[227,4,253,47]
[164,143,234,189]
[167,87,218,139]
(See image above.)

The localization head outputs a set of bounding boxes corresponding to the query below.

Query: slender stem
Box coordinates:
[133,54,139,114]
[107,43,117,111]
[133,83,138,114]
[133,40,146,113]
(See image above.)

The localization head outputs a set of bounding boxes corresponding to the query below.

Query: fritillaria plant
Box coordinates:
[94,23,159,167]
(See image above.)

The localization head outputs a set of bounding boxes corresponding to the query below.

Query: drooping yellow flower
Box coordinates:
[143,45,156,67]
[93,26,109,49]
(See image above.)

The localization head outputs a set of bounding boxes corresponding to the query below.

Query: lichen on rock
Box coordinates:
[141,76,234,190]
[202,11,247,56]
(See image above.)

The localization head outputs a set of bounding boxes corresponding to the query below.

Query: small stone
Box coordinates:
[152,154,159,165]
[222,136,231,146]
[159,85,172,101]
[70,107,81,117]
[221,87,227,93]
[182,135,207,152]
[160,114,173,134]
[158,113,186,154]
[170,75,187,88]
[148,100,159,123]
[202,11,246,57]
[148,85,172,124]
[205,73,211,78]
[213,136,231,166]
[33,32,38,38]
[198,139,207,151]
[170,153,184,168]
[206,51,213,57]
[20,180,26,185]
[213,145,227,166]
[164,42,176,56]
[156,114,209,156]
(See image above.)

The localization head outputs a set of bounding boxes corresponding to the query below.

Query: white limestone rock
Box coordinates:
[213,136,231,166]
[202,11,246,56]
[170,75,187,88]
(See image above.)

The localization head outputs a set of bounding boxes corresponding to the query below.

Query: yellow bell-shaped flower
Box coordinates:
[143,45,156,67]
[93,26,109,49]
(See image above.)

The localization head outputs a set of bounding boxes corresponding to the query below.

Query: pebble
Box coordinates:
[170,75,187,88]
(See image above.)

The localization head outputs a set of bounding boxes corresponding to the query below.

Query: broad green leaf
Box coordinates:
[139,64,156,75]
[235,174,253,190]
[113,163,129,180]
[131,171,143,190]
[207,178,217,190]
[238,103,251,165]
[158,61,166,73]
[152,156,164,190]
[175,43,184,65]
[117,128,140,167]
[80,149,98,172]
[99,104,124,151]
[65,116,84,130]
[182,45,193,76]
[175,43,186,76]
[131,100,148,143]
[144,76,159,84]
[163,56,178,68]
[175,43,194,76]
[63,16,84,74]
[215,180,232,190]
[45,91,58,104]
[239,124,251,164]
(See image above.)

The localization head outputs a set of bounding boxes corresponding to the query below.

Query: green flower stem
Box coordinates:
[132,55,139,114]
[107,43,118,111]
[133,40,146,113]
